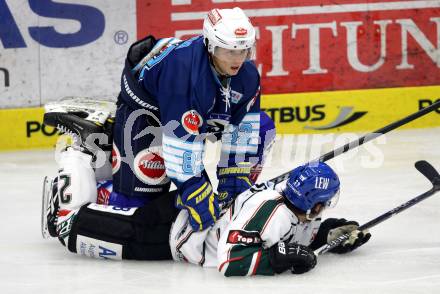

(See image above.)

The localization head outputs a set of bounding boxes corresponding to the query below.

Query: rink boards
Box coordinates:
[1,0,440,150]
[0,85,439,150]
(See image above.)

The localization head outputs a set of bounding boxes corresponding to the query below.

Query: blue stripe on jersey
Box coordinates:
[221,112,260,155]
[163,134,205,183]
[162,150,183,159]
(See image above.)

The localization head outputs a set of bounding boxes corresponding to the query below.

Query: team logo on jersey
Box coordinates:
[208,9,222,26]
[133,147,168,185]
[230,90,243,104]
[234,27,248,37]
[227,230,262,245]
[181,110,203,135]
[111,144,121,174]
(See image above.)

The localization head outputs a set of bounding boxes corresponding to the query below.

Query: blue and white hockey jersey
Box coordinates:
[118,35,261,192]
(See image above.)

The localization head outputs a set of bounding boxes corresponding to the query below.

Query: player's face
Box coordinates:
[212,47,250,76]
[298,203,325,222]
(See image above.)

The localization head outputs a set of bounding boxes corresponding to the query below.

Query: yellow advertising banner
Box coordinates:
[261,85,440,134]
[0,107,59,150]
[0,85,439,150]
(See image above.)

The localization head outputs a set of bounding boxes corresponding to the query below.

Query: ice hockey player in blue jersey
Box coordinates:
[112,7,271,229]
[41,7,276,261]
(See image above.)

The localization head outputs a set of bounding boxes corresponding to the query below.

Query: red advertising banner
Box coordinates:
[137,0,440,94]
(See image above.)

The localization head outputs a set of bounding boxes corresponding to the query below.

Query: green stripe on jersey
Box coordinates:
[244,199,281,232]
[255,250,274,276]
[225,246,275,276]
[224,246,258,276]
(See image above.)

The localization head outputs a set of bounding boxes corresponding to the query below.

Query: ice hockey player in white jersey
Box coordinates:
[170,162,371,276]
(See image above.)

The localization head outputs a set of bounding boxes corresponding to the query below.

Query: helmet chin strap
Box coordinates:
[306,204,325,221]
[208,54,232,96]
[305,210,314,221]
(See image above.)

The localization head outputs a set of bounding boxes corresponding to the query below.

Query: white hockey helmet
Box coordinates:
[203,7,256,59]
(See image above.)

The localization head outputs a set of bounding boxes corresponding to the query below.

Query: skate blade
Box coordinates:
[41,176,52,239]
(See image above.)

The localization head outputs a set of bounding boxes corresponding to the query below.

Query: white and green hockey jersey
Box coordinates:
[169,182,322,276]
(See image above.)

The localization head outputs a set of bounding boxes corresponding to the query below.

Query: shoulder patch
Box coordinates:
[181,110,203,135]
[227,230,262,245]
[230,90,243,104]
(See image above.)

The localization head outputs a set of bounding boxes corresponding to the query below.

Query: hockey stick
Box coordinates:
[267,100,440,185]
[314,160,440,256]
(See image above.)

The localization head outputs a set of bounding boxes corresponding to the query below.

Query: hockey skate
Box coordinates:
[41,176,59,239]
[44,97,116,153]
[41,175,78,247]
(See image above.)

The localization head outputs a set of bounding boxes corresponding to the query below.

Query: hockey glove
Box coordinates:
[269,241,317,274]
[176,176,220,231]
[217,163,253,206]
[310,218,371,254]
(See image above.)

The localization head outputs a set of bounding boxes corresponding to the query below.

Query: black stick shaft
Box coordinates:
[315,187,439,255]
[269,100,440,184]
[358,188,435,230]
[318,100,440,162]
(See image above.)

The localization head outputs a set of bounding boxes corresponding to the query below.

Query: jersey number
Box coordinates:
[59,174,72,204]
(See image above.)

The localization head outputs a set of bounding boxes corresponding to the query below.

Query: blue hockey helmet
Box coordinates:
[284,162,340,214]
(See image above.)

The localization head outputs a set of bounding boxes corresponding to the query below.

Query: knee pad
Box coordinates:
[56,148,97,211]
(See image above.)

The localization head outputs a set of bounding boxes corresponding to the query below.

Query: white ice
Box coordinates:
[0,127,439,294]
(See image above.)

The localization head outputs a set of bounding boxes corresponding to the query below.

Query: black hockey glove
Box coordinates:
[310,218,371,254]
[269,241,317,274]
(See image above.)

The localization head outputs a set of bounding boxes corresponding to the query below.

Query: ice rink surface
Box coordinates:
[0,127,439,294]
